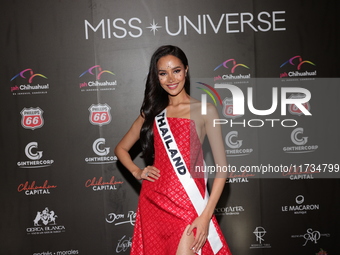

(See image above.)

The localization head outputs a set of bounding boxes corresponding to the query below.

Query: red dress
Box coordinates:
[131,118,231,255]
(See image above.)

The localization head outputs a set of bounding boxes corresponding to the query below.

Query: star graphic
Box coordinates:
[146,19,162,35]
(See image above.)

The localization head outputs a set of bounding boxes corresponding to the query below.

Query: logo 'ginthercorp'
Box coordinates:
[283,127,318,153]
[17,142,54,168]
[291,127,308,146]
[25,142,43,160]
[224,131,253,157]
[226,131,242,149]
[85,138,117,164]
[93,138,110,156]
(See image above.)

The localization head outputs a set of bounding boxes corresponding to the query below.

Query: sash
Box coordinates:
[155,109,223,254]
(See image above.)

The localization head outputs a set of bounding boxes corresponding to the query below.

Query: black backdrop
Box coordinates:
[1,0,339,254]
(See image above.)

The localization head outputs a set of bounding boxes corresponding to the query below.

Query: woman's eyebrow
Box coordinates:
[158,66,182,71]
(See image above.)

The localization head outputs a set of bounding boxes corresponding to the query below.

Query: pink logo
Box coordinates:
[11,69,47,83]
[80,65,115,80]
[214,59,250,73]
[280,56,315,70]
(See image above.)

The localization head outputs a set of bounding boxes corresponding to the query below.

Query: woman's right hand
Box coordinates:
[134,166,160,182]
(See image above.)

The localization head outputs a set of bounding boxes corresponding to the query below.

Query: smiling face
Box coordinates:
[157,55,188,97]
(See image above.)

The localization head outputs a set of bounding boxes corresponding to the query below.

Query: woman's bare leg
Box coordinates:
[176,225,196,255]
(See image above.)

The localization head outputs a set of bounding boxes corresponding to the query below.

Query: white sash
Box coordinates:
[155,109,223,254]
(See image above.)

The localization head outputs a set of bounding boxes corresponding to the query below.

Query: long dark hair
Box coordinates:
[140,45,190,165]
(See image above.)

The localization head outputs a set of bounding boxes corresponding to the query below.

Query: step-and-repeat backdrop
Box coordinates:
[1,0,339,254]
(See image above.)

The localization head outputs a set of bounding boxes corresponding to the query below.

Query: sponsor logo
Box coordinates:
[282,164,318,180]
[18,180,57,196]
[214,59,251,85]
[20,108,44,130]
[215,205,244,216]
[79,65,117,92]
[250,226,271,249]
[222,97,243,119]
[280,55,316,79]
[281,195,320,214]
[10,68,49,96]
[283,127,318,153]
[106,211,136,226]
[225,131,253,156]
[116,235,132,253]
[17,142,54,168]
[26,207,66,235]
[296,195,304,204]
[288,94,311,116]
[226,171,255,183]
[85,176,123,191]
[291,228,330,246]
[88,104,112,126]
[85,138,117,164]
[93,138,110,155]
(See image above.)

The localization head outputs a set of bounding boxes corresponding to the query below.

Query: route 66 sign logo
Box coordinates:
[88,103,111,126]
[21,107,44,130]
[288,94,311,116]
[222,97,243,118]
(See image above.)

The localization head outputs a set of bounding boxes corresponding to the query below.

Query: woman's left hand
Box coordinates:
[187,215,210,253]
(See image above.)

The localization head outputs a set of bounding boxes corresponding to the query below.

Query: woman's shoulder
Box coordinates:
[190,97,218,117]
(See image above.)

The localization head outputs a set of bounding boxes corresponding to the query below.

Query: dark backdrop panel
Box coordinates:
[0,0,339,254]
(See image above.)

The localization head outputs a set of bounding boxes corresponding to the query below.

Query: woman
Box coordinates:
[115,45,231,255]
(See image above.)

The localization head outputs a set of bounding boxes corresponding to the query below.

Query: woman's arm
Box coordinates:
[114,115,160,181]
[201,103,228,217]
[188,103,228,252]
